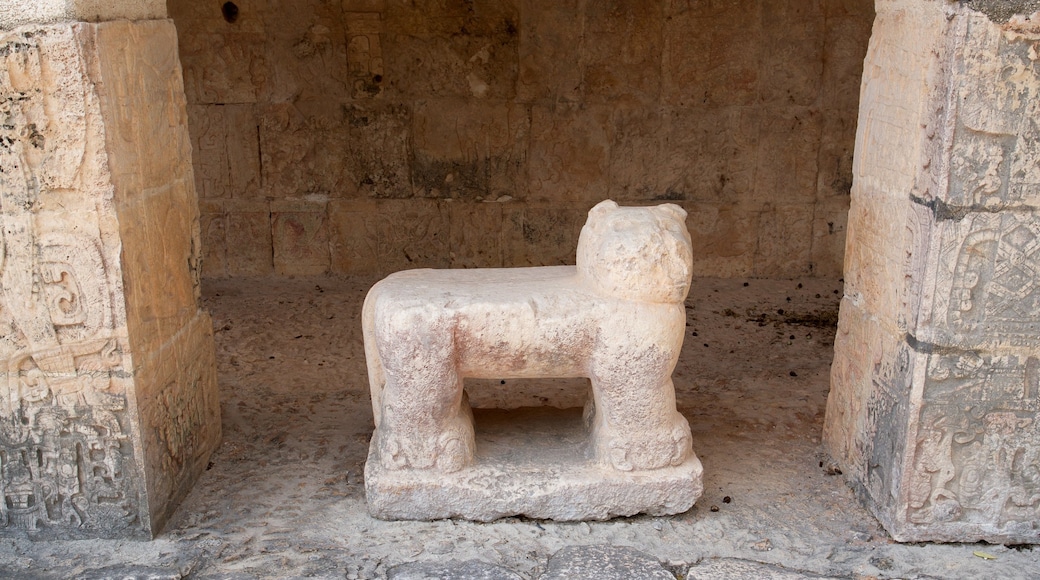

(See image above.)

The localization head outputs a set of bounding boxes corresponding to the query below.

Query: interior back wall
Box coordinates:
[169,0,874,279]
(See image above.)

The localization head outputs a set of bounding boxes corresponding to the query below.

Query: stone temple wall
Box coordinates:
[0,20,220,538]
[825,0,1040,543]
[169,0,875,279]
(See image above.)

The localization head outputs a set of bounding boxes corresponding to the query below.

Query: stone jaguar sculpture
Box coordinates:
[362,199,695,474]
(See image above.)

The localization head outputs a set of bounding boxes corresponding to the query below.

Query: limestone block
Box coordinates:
[382,0,519,100]
[259,0,350,102]
[169,0,264,105]
[759,0,824,107]
[656,107,759,203]
[810,199,851,279]
[272,201,331,276]
[226,202,274,277]
[821,14,874,112]
[682,203,758,278]
[448,202,504,268]
[0,0,165,29]
[753,106,822,204]
[345,11,386,99]
[826,0,1040,543]
[260,101,352,196]
[344,103,412,199]
[914,210,1040,351]
[187,104,261,200]
[329,199,449,275]
[581,0,662,104]
[501,204,591,267]
[527,103,612,203]
[754,203,814,278]
[516,0,582,103]
[662,1,761,107]
[363,201,702,520]
[411,99,529,200]
[815,110,858,200]
[198,200,229,279]
[0,20,218,538]
[540,545,674,580]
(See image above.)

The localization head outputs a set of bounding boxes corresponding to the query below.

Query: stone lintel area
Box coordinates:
[365,407,704,522]
[825,0,1040,543]
[0,20,219,538]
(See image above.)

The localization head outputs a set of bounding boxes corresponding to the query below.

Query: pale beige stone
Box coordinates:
[363,201,702,520]
[826,0,1040,544]
[0,0,165,29]
[0,20,218,538]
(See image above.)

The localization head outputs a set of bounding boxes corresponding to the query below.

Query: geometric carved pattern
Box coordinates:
[947,214,1040,340]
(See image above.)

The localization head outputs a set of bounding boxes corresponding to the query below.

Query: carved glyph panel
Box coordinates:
[907,354,1039,527]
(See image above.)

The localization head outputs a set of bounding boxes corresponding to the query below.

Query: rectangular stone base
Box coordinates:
[364,408,704,521]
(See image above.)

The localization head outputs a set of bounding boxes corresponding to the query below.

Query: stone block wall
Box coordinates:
[0,20,220,538]
[169,0,875,279]
[824,0,1040,543]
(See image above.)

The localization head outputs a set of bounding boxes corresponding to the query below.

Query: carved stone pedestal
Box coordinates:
[0,20,220,538]
[825,1,1040,543]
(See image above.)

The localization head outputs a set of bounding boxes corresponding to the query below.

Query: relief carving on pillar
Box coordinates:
[907,354,1040,526]
[0,27,143,535]
[935,213,1040,346]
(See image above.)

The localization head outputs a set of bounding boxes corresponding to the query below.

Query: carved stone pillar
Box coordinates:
[825,0,1040,542]
[0,19,220,538]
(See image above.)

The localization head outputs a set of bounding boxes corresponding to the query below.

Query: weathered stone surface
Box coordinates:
[0,0,166,29]
[826,0,1040,543]
[685,558,840,580]
[682,203,758,277]
[329,199,449,276]
[754,204,814,278]
[388,559,523,580]
[272,201,331,276]
[538,545,673,580]
[187,104,261,200]
[166,0,875,280]
[411,99,529,200]
[501,204,591,267]
[0,21,218,538]
[363,201,702,520]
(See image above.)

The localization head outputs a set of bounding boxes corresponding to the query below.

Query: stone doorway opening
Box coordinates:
[2,0,1040,576]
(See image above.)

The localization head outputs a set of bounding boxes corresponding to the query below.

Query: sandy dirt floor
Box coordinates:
[2,275,1038,579]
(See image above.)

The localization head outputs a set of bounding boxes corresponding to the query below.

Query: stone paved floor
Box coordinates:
[1,276,1038,579]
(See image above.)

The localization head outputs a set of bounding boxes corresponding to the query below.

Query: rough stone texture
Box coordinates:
[685,558,841,580]
[363,202,702,520]
[0,21,219,538]
[824,0,1040,543]
[388,559,523,580]
[167,0,876,279]
[0,0,166,30]
[539,545,674,580]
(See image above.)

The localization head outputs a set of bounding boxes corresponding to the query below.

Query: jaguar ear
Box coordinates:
[589,200,619,217]
[656,203,687,221]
